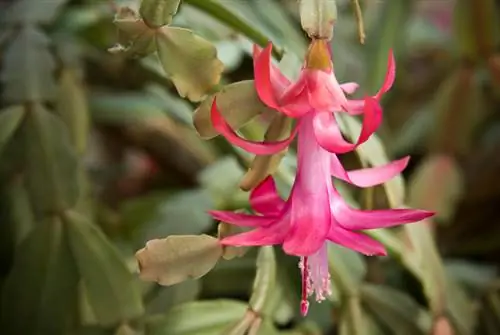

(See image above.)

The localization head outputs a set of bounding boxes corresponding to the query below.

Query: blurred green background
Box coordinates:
[1,0,500,334]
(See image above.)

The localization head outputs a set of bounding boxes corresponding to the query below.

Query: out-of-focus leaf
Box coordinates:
[139,0,181,28]
[198,156,245,200]
[408,155,464,222]
[21,104,79,217]
[337,114,405,207]
[1,25,57,102]
[445,274,476,335]
[249,246,277,314]
[127,189,215,245]
[65,210,144,325]
[2,0,67,24]
[361,284,432,335]
[328,243,366,297]
[0,105,25,155]
[155,26,224,102]
[146,280,201,315]
[56,69,89,155]
[0,217,78,335]
[193,80,272,139]
[136,234,223,286]
[401,220,447,318]
[5,176,35,245]
[445,260,497,293]
[338,297,369,335]
[89,92,167,124]
[145,300,248,335]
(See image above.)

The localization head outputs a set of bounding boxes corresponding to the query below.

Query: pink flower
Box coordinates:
[208,40,434,315]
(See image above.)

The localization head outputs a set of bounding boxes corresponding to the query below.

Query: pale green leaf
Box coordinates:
[193,80,272,139]
[338,297,370,335]
[65,210,144,325]
[111,7,157,57]
[0,217,79,335]
[146,280,201,315]
[2,0,67,24]
[445,274,476,335]
[56,69,90,156]
[139,0,181,28]
[0,105,25,155]
[145,300,248,335]
[155,26,224,102]
[1,26,57,102]
[361,284,432,335]
[249,246,277,314]
[328,244,366,297]
[136,234,223,286]
[21,104,80,217]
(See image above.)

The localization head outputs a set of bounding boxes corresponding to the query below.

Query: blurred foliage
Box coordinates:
[1,0,500,334]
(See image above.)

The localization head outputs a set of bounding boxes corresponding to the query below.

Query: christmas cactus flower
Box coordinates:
[209,39,434,315]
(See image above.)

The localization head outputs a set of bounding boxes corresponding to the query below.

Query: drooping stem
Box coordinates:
[350,0,366,44]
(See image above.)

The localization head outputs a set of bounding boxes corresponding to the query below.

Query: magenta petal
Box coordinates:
[254,43,281,109]
[253,44,291,91]
[220,226,285,246]
[250,176,285,215]
[210,98,298,155]
[340,82,359,95]
[331,192,435,230]
[331,155,410,187]
[208,210,274,227]
[328,225,387,256]
[375,50,396,99]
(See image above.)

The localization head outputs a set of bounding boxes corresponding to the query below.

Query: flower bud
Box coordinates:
[300,0,337,40]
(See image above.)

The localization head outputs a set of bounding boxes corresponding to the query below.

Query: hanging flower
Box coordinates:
[208,39,434,315]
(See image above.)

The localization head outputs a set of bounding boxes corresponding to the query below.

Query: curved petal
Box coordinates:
[208,210,274,227]
[220,225,286,246]
[211,98,298,155]
[331,155,410,187]
[375,50,396,99]
[313,97,382,154]
[328,225,387,256]
[253,44,290,91]
[344,99,364,115]
[250,176,286,215]
[331,191,435,230]
[253,43,281,109]
[340,82,359,95]
[306,70,347,112]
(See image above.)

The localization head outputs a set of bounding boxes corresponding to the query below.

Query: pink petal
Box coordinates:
[340,82,359,95]
[253,43,281,109]
[220,226,285,246]
[313,97,382,154]
[331,155,410,187]
[344,99,364,115]
[328,225,387,256]
[331,192,435,230]
[306,70,347,111]
[283,202,331,256]
[208,210,274,227]
[375,50,396,99]
[250,176,286,215]
[210,98,298,155]
[253,44,291,91]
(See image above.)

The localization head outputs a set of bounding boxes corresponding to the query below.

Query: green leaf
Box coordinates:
[198,156,246,200]
[145,300,248,335]
[65,210,144,325]
[193,80,272,139]
[111,7,157,57]
[1,25,57,103]
[2,0,67,24]
[337,113,405,208]
[0,105,25,155]
[4,176,35,245]
[139,0,181,28]
[361,284,432,335]
[0,217,79,335]
[56,68,90,156]
[328,244,366,297]
[155,26,224,102]
[445,274,476,335]
[136,234,223,286]
[145,280,201,315]
[338,297,370,335]
[21,104,80,217]
[249,246,277,314]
